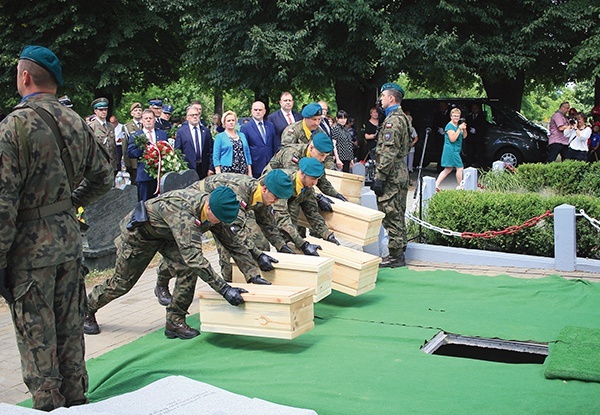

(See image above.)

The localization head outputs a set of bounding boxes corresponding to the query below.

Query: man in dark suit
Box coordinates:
[267,91,302,147]
[127,109,168,201]
[241,101,278,178]
[175,105,213,179]
[465,103,488,167]
[318,100,332,137]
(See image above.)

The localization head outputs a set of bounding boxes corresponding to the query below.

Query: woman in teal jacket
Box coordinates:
[213,111,253,176]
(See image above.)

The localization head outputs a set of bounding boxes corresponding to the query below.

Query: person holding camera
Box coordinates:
[563,111,591,162]
[546,101,571,163]
[435,107,467,190]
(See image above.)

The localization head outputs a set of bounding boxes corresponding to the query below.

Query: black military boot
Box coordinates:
[154,284,172,306]
[165,320,200,340]
[379,252,406,268]
[83,312,100,335]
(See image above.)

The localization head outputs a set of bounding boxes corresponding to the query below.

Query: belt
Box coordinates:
[17,199,73,222]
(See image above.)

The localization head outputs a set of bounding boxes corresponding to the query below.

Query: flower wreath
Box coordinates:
[134,133,187,192]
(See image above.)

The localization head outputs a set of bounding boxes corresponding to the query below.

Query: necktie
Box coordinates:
[286,112,293,125]
[137,122,142,130]
[258,121,266,143]
[148,130,154,143]
[194,127,201,160]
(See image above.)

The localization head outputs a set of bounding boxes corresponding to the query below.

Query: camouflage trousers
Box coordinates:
[87,227,216,325]
[9,259,89,411]
[216,213,269,281]
[377,186,408,254]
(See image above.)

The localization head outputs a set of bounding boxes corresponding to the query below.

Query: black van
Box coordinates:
[401,98,548,168]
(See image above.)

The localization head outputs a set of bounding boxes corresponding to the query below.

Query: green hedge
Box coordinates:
[418,191,600,259]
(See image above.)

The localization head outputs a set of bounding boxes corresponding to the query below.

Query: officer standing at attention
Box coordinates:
[0,46,113,410]
[89,97,119,177]
[84,186,253,340]
[370,83,411,268]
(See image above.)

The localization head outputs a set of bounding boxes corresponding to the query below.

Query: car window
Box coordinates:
[481,104,494,124]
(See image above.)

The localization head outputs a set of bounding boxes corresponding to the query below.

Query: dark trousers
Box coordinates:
[137,179,158,202]
[565,148,588,162]
[546,143,569,163]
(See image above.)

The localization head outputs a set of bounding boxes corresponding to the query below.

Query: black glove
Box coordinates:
[370,179,384,196]
[248,275,272,285]
[257,253,278,271]
[218,284,248,306]
[315,194,334,212]
[326,233,340,245]
[300,241,322,256]
[0,268,14,303]
[335,193,348,202]
[278,245,296,254]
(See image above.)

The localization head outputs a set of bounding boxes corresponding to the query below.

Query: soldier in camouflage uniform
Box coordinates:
[122,102,144,185]
[265,132,348,212]
[370,83,412,268]
[84,186,252,340]
[89,97,119,176]
[273,159,340,255]
[0,46,114,411]
[153,170,294,302]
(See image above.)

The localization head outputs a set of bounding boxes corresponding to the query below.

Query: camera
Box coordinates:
[457,118,466,126]
[569,118,576,125]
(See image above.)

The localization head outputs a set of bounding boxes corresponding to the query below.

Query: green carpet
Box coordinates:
[23,268,600,414]
[545,326,600,383]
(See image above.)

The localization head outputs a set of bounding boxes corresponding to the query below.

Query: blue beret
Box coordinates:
[149,98,163,108]
[311,132,333,153]
[92,97,109,109]
[380,82,405,97]
[299,157,325,178]
[20,46,63,86]
[264,169,293,199]
[209,186,240,224]
[302,102,323,118]
[162,105,173,114]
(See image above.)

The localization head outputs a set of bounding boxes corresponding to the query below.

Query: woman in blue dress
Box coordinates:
[213,110,253,176]
[435,107,467,190]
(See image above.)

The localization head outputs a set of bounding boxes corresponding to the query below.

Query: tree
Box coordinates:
[0,0,184,113]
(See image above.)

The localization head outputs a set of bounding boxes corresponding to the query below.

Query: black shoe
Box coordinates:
[165,321,200,340]
[154,285,172,306]
[83,312,100,335]
[379,253,406,268]
[248,275,272,285]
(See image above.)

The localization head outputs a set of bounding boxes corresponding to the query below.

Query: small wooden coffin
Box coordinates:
[304,236,381,296]
[324,169,365,204]
[197,284,314,340]
[298,199,385,246]
[231,252,333,302]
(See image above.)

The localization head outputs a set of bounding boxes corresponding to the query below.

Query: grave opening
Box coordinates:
[421,331,548,364]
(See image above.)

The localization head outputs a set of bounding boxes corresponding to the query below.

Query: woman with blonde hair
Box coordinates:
[435,107,467,190]
[213,110,252,176]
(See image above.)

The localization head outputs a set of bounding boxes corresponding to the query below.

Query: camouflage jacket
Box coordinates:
[0,93,113,270]
[375,106,411,198]
[145,189,260,290]
[272,169,330,248]
[280,121,336,170]
[265,143,339,197]
[193,173,287,256]
[123,119,142,169]
[89,118,119,171]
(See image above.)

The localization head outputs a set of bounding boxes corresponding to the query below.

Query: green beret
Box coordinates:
[311,132,333,153]
[299,157,325,178]
[302,102,323,118]
[264,169,293,199]
[92,97,109,109]
[19,45,63,86]
[209,186,240,224]
[380,82,405,97]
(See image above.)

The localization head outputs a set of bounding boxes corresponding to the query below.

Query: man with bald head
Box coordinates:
[240,101,278,178]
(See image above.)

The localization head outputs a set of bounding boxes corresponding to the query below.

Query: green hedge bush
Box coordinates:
[417,191,600,259]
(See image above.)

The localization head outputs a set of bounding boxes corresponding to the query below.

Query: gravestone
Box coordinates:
[82,185,138,270]
[160,169,199,194]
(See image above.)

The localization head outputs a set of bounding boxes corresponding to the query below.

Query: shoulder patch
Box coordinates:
[384,133,392,141]
[195,218,203,227]
[240,200,248,209]
[385,123,393,129]
[291,157,299,164]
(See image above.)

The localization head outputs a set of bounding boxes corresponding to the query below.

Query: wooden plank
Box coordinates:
[198,284,314,340]
[304,236,381,296]
[298,199,385,246]
[231,252,333,302]
[324,169,365,204]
